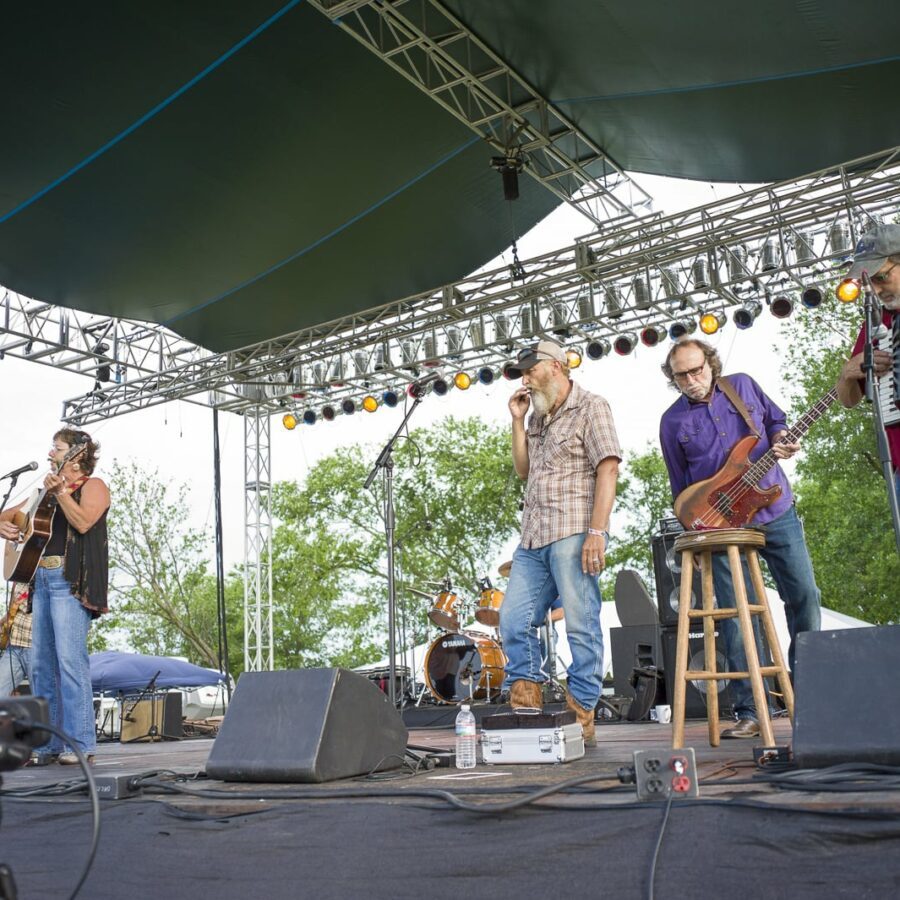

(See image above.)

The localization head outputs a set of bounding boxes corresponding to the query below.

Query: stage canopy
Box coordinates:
[1,1,899,352]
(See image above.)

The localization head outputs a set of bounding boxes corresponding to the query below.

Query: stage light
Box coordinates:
[432,377,450,396]
[726,245,749,281]
[454,372,472,390]
[640,325,667,347]
[699,312,726,335]
[613,332,638,356]
[801,285,824,309]
[829,221,851,255]
[691,257,710,290]
[341,399,356,415]
[770,294,795,318]
[761,238,780,271]
[551,301,570,336]
[586,338,611,360]
[362,395,379,413]
[565,347,583,369]
[633,277,652,310]
[605,286,624,318]
[668,319,696,340]
[836,278,860,303]
[577,291,595,322]
[302,409,317,426]
[795,230,816,265]
[477,367,500,385]
[321,405,337,422]
[733,300,762,330]
[282,413,298,430]
[382,389,400,408]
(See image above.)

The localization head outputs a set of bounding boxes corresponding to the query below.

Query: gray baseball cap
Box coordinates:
[847,223,900,279]
[503,339,568,379]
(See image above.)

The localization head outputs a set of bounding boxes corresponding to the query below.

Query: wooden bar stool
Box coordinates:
[670,528,795,749]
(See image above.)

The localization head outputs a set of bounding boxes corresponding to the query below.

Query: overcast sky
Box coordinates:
[0,173,820,572]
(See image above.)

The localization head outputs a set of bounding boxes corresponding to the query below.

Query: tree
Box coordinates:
[270,416,525,667]
[777,296,900,623]
[100,461,242,672]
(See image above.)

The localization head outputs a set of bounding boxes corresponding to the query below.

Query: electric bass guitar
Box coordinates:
[3,443,86,583]
[674,387,838,530]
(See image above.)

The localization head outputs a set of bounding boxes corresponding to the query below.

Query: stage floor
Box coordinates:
[2,717,899,899]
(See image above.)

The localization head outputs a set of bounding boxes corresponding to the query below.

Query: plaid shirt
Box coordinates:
[7,584,32,648]
[520,380,622,548]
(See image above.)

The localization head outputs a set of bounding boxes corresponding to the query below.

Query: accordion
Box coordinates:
[876,314,900,427]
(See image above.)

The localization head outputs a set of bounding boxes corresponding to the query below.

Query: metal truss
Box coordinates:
[243,410,274,672]
[307,0,653,227]
[58,145,900,427]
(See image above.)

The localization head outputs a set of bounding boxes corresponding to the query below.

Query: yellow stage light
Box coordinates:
[454,372,472,390]
[362,395,379,412]
[699,311,725,335]
[836,278,861,303]
[566,348,583,369]
[282,413,297,430]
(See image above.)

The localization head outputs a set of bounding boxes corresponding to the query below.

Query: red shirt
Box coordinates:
[851,310,900,471]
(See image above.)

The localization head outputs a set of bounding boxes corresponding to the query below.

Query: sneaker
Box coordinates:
[26,752,59,767]
[58,752,95,766]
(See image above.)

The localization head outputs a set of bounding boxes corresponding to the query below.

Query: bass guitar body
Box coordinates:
[674,435,782,530]
[4,493,57,583]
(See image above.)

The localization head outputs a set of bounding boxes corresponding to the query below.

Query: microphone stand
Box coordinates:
[0,475,19,519]
[364,394,425,708]
[860,274,900,556]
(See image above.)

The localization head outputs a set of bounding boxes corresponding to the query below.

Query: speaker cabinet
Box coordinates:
[610,624,663,700]
[120,693,183,742]
[661,627,734,719]
[652,529,703,627]
[794,625,900,767]
[206,668,409,783]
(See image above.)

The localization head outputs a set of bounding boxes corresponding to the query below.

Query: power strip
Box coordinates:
[633,748,700,801]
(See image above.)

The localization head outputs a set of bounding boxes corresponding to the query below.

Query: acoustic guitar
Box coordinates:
[3,443,86,583]
[674,387,838,531]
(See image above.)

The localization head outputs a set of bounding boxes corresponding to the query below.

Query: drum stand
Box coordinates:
[541,612,567,702]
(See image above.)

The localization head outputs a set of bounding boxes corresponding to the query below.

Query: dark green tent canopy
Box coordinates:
[1,1,898,351]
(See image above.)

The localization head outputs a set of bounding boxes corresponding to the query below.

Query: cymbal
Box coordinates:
[405,586,435,600]
[498,560,513,578]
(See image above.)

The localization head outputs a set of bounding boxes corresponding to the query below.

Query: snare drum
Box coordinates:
[474,588,504,626]
[428,591,461,631]
[424,632,507,704]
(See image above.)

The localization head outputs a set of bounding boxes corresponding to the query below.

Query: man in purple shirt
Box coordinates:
[659,338,821,738]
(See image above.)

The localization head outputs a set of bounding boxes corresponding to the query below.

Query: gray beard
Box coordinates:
[531,383,559,416]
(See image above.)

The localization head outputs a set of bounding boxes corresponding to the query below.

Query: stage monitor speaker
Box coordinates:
[794,625,900,767]
[610,624,663,701]
[120,693,183,742]
[652,527,703,627]
[205,668,409,783]
[661,627,734,719]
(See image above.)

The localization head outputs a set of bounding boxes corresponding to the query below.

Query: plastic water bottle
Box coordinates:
[455,704,477,769]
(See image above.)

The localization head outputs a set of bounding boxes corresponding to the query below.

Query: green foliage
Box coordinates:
[101,461,242,672]
[777,297,900,623]
[271,416,525,666]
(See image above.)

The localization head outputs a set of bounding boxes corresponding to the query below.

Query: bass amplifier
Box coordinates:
[652,524,703,628]
[120,692,183,742]
[661,627,734,720]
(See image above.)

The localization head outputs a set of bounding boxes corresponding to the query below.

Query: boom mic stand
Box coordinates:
[364,393,426,708]
[860,273,900,557]
[121,670,162,742]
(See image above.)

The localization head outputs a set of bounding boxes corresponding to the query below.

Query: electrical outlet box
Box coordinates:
[633,748,700,801]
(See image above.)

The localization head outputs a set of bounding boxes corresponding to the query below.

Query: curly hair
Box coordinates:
[53,428,101,476]
[660,338,722,391]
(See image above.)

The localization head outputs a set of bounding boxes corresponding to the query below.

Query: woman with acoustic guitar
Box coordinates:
[0,429,109,765]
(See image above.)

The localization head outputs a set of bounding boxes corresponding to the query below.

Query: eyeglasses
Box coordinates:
[871,262,898,285]
[671,363,706,381]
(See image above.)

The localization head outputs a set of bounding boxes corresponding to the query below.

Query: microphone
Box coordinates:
[407,371,443,399]
[0,461,38,481]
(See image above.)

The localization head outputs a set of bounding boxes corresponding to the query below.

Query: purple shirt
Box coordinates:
[659,373,793,525]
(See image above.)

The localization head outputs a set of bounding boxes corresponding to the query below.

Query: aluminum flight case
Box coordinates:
[480,710,585,764]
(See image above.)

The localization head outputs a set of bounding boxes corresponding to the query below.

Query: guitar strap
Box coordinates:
[716,376,761,439]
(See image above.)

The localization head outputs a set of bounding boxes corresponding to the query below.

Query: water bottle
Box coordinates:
[455,704,477,769]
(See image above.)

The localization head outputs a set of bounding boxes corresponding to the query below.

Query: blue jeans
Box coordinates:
[500,533,604,710]
[0,645,31,695]
[712,505,821,721]
[31,568,96,755]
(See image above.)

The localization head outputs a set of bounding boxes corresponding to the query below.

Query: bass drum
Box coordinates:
[424,632,506,704]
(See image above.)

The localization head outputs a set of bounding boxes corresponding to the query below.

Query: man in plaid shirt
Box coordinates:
[500,340,621,745]
[0,584,32,696]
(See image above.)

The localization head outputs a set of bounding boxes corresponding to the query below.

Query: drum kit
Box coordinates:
[408,570,512,705]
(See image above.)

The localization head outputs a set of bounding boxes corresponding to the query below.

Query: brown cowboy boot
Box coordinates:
[509,680,543,711]
[566,691,597,747]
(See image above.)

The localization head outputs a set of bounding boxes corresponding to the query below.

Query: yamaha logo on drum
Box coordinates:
[442,638,468,649]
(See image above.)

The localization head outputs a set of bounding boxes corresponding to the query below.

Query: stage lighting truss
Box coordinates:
[38,145,900,426]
